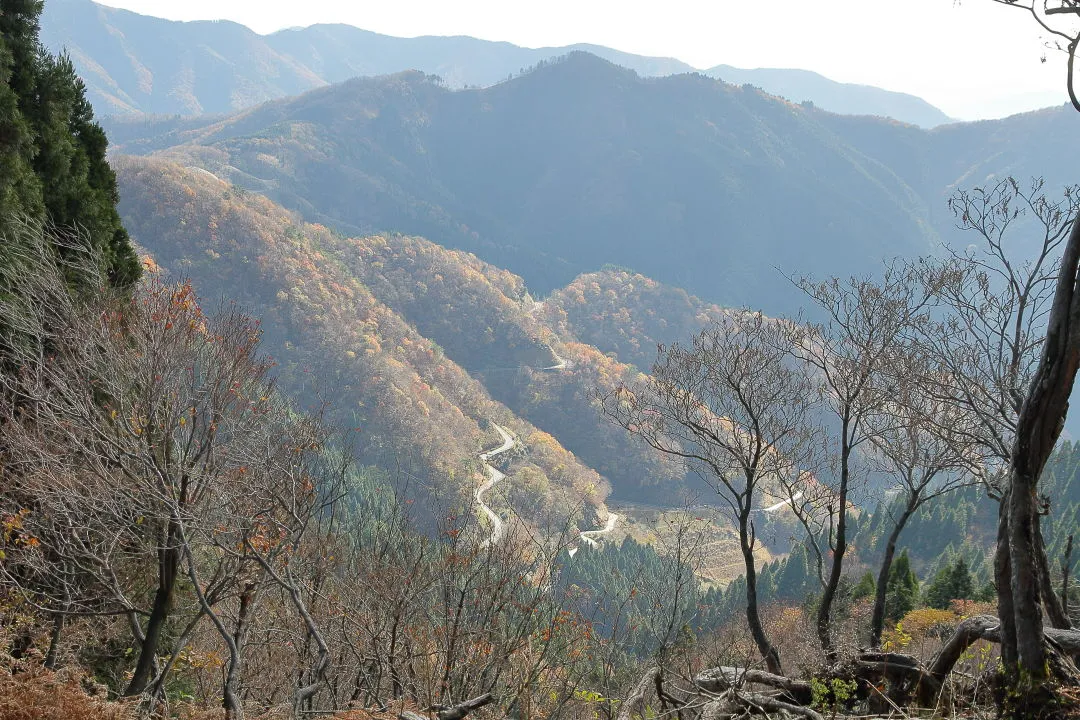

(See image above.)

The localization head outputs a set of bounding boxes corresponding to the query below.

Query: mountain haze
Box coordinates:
[706,65,952,128]
[107,53,949,313]
[13,0,1080,715]
[43,0,950,126]
[115,158,618,523]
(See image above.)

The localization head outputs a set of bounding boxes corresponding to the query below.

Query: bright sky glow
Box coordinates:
[96,0,1080,120]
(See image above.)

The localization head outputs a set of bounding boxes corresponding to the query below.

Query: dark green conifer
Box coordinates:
[851,571,875,602]
[884,549,919,621]
[0,0,138,293]
[923,556,975,609]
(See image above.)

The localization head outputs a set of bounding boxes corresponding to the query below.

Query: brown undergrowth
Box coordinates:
[0,665,134,720]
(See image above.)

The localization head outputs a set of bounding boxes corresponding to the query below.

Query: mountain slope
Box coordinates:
[40,0,322,116]
[42,0,949,126]
[109,53,940,313]
[706,65,952,128]
[544,269,734,372]
[340,235,683,502]
[114,156,612,527]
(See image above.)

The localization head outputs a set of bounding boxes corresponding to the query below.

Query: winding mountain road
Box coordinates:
[567,510,621,557]
[473,340,618,552]
[542,346,567,371]
[477,422,516,548]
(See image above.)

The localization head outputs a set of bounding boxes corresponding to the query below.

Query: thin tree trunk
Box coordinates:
[285,565,331,712]
[223,581,258,720]
[817,418,851,665]
[150,609,208,703]
[125,524,181,696]
[738,509,783,675]
[1063,534,1074,618]
[43,610,65,670]
[870,503,917,647]
[1036,518,1072,629]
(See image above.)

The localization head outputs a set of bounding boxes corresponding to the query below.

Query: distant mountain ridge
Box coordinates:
[705,65,952,128]
[106,52,949,313]
[42,0,950,126]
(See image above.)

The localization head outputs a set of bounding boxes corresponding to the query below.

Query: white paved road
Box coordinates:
[477,422,515,548]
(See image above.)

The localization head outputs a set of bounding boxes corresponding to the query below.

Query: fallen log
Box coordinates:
[694,666,813,705]
[731,690,825,720]
[430,693,494,720]
[407,694,494,720]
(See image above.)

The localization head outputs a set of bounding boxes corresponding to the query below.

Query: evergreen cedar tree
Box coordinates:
[0,0,139,290]
[884,549,919,622]
[923,556,975,610]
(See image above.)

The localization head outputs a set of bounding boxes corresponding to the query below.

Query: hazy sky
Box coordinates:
[97,0,1080,120]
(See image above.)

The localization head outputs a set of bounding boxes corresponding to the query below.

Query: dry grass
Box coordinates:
[0,665,134,720]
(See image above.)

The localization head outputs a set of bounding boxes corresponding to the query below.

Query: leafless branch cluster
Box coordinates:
[602,176,1080,715]
[0,219,634,720]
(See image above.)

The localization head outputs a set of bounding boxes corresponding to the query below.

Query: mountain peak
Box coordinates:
[43,0,951,126]
[520,51,640,83]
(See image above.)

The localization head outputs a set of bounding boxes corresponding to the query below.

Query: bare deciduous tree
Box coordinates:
[790,264,934,662]
[602,312,817,676]
[0,221,347,712]
[994,0,1080,112]
[863,350,976,646]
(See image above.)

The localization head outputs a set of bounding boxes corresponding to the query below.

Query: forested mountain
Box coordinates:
[115,157,615,528]
[9,0,1080,715]
[100,52,1080,317]
[114,159,697,509]
[105,53,951,313]
[332,235,681,502]
[705,65,952,128]
[39,0,950,126]
[543,269,733,372]
[816,104,1080,216]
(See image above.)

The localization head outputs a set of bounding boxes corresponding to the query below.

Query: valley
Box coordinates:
[6,2,1080,717]
[102,52,1080,577]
